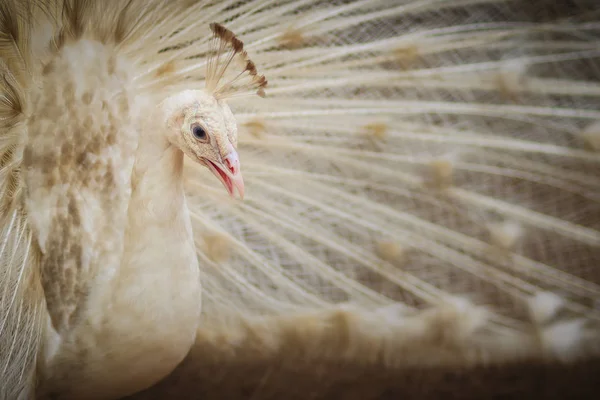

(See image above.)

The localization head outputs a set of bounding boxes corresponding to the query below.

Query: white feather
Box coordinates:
[0,0,598,398]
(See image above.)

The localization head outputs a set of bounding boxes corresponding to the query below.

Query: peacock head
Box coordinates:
[165,23,267,200]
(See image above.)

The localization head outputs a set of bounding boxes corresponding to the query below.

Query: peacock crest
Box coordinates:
[0,1,598,399]
[205,22,267,100]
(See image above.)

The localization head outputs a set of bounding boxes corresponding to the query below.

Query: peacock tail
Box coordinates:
[1,0,599,398]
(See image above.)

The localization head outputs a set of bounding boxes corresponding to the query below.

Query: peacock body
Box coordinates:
[0,0,599,399]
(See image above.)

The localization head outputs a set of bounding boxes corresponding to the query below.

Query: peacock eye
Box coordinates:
[191,123,207,141]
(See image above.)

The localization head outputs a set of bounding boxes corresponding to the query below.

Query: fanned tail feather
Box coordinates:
[1,0,599,398]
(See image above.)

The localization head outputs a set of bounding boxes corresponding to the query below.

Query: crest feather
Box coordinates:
[205,22,267,100]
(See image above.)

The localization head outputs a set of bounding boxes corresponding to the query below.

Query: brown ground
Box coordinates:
[127,355,600,400]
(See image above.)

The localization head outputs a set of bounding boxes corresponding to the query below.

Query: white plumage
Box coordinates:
[0,0,599,399]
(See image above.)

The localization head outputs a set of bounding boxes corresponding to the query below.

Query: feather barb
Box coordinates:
[205,23,267,100]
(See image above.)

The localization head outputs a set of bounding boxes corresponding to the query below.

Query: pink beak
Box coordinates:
[205,152,245,199]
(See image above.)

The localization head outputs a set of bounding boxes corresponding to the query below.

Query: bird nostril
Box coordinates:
[224,153,240,175]
[225,157,237,174]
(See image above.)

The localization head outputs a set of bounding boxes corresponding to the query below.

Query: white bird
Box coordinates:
[2,5,266,397]
[1,1,599,399]
[27,20,265,399]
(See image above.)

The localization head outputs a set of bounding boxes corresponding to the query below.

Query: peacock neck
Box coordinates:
[89,133,200,399]
[129,142,187,230]
[131,102,186,202]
